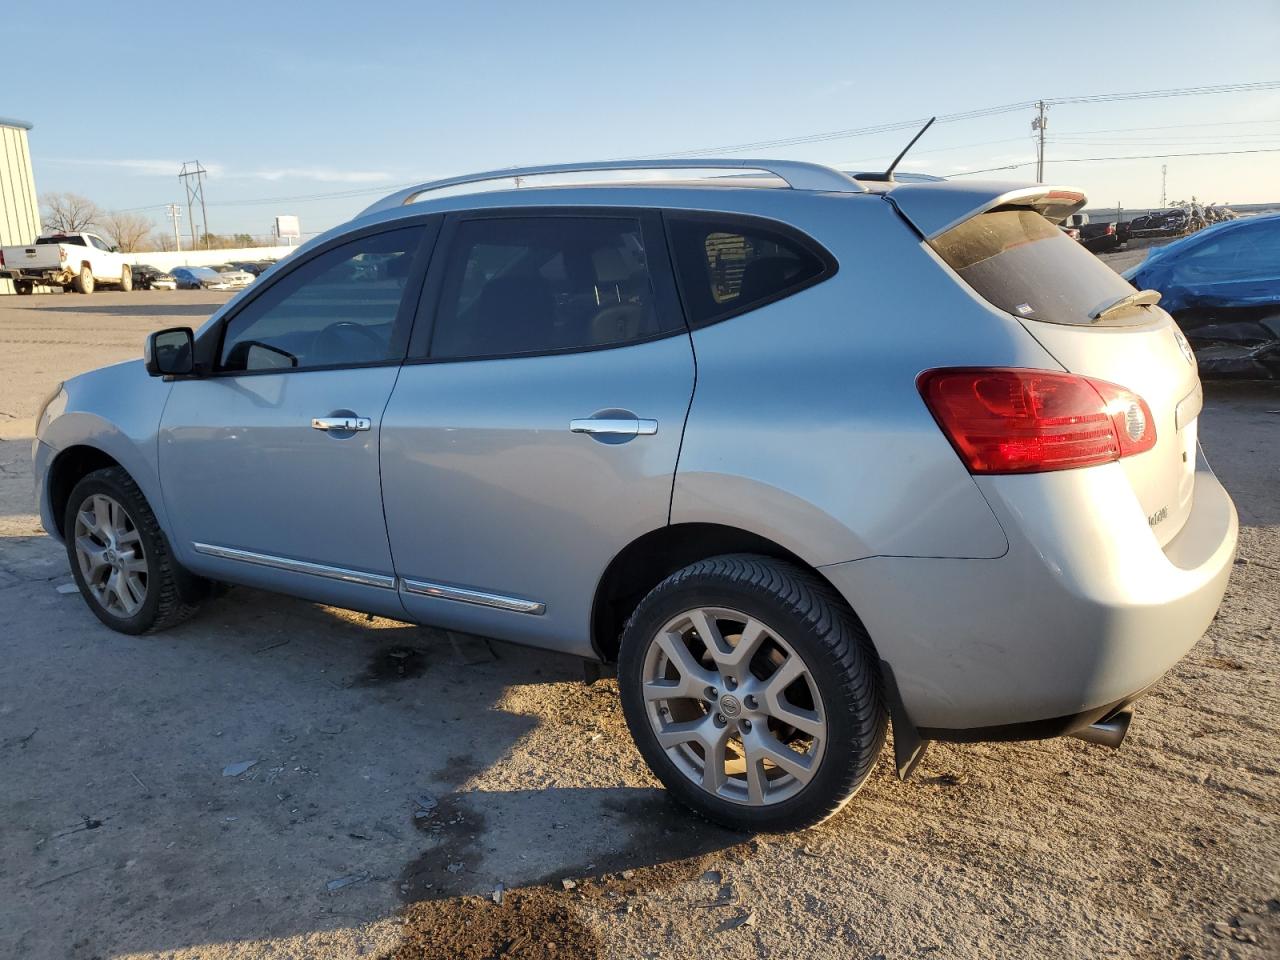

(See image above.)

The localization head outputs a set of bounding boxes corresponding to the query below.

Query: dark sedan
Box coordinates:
[1125,213,1280,379]
[131,264,177,290]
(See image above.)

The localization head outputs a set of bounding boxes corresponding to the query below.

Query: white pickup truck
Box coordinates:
[0,232,132,294]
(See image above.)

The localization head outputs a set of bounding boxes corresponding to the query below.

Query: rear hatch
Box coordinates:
[893,183,1202,546]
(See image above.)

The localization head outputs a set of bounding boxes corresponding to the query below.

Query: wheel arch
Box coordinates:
[47,444,124,538]
[591,522,822,663]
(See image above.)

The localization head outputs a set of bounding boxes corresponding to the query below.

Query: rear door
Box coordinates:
[929,205,1201,544]
[380,209,694,656]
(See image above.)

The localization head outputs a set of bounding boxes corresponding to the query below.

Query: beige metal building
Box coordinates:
[0,117,39,295]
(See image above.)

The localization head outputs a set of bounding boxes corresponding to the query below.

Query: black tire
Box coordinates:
[73,265,94,294]
[63,467,201,634]
[15,281,33,295]
[618,554,886,832]
[119,265,132,292]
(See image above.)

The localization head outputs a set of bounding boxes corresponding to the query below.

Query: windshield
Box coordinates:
[37,235,86,246]
[931,207,1146,327]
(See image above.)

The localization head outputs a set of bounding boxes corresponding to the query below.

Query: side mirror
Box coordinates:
[145,327,195,377]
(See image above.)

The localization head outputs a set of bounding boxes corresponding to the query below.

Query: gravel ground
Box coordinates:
[0,289,1276,960]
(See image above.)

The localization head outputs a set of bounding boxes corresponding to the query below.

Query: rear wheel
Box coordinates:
[119,265,132,292]
[72,265,94,294]
[619,554,886,832]
[15,281,33,295]
[64,467,201,634]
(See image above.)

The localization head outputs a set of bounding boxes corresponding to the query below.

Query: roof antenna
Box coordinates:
[865,116,936,182]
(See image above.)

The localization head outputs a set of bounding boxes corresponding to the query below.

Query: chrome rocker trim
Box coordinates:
[399,577,546,615]
[191,542,397,590]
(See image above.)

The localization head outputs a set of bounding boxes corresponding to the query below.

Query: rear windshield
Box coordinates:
[932,207,1145,326]
[37,235,86,246]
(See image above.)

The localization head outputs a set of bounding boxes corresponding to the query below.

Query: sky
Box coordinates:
[5,0,1280,241]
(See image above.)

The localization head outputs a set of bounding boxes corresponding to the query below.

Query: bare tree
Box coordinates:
[147,229,175,252]
[40,192,102,233]
[98,211,156,252]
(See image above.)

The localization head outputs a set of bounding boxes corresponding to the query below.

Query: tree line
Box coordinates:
[39,192,274,252]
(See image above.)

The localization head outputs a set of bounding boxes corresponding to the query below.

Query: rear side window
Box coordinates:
[429,216,679,360]
[666,215,831,327]
[932,208,1141,326]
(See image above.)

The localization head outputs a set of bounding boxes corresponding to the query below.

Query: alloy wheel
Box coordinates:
[641,606,827,806]
[73,493,148,618]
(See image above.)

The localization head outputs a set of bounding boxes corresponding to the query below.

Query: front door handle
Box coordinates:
[569,417,658,438]
[312,416,371,432]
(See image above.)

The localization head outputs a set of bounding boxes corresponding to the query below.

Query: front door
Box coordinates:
[159,223,434,616]
[380,210,695,655]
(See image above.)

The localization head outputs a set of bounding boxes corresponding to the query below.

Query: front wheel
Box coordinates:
[119,265,132,292]
[618,554,886,832]
[64,467,201,634]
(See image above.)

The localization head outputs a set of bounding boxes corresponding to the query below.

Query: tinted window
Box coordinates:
[430,216,675,359]
[219,227,422,372]
[932,208,1140,327]
[666,215,829,326]
[38,235,86,246]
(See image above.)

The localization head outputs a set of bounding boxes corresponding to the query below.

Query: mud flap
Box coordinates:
[879,660,930,780]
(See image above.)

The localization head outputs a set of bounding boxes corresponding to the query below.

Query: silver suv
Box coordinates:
[33,160,1237,832]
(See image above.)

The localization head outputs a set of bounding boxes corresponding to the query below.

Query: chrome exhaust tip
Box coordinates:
[1069,707,1133,749]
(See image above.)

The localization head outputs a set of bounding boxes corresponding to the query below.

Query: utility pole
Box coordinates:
[1032,101,1048,183]
[165,203,183,252]
[1160,164,1168,208]
[179,162,209,249]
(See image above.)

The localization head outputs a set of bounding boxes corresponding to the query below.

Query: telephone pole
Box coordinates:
[178,162,209,249]
[1160,164,1168,208]
[1032,101,1048,183]
[165,203,183,252]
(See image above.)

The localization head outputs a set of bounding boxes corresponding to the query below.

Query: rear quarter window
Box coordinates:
[932,207,1143,326]
[666,214,834,327]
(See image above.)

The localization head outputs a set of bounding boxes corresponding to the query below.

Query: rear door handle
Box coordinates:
[569,417,658,437]
[312,416,371,432]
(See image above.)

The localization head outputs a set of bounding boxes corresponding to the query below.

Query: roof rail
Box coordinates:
[358,158,867,218]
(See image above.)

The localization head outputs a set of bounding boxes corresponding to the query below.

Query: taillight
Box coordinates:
[918,368,1156,474]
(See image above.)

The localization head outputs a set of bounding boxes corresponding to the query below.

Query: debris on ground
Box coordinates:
[325,873,368,892]
[723,909,757,930]
[411,793,438,819]
[560,878,577,891]
[700,869,722,884]
[221,760,259,777]
[492,883,504,905]
[54,582,79,595]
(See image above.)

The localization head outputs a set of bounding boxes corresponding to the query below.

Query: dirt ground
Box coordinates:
[0,287,1276,960]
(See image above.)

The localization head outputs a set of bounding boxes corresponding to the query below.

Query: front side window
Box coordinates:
[90,235,112,251]
[666,215,830,326]
[218,227,423,372]
[429,216,675,360]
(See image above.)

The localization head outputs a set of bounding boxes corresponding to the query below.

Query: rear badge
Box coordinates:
[1173,328,1196,367]
[1148,505,1169,527]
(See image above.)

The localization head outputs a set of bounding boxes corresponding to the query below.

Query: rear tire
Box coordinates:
[73,265,94,294]
[64,467,202,634]
[119,265,132,292]
[618,554,886,832]
[15,281,33,295]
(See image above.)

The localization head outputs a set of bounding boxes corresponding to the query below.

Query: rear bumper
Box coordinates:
[822,449,1237,733]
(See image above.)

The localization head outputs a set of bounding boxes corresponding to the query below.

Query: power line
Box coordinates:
[949,146,1280,177]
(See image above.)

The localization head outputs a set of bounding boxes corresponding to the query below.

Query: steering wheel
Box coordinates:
[311,321,385,364]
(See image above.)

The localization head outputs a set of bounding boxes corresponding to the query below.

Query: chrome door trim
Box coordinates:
[399,576,546,615]
[192,542,396,589]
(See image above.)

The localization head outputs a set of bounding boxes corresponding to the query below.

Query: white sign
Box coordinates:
[274,215,300,240]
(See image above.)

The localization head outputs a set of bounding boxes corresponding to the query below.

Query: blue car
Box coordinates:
[1124,213,1280,379]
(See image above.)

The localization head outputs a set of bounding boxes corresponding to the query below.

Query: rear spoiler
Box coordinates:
[883,179,1087,240]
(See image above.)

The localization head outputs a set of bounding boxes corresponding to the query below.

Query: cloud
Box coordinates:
[238,168,393,183]
[42,158,390,183]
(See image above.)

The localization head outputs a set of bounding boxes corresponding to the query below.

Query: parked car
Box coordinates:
[229,260,272,277]
[1124,213,1280,379]
[33,160,1237,832]
[131,265,177,291]
[0,232,132,294]
[171,266,231,290]
[206,263,255,288]
[1061,213,1124,253]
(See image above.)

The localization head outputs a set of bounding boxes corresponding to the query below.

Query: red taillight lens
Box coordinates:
[918,368,1156,474]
